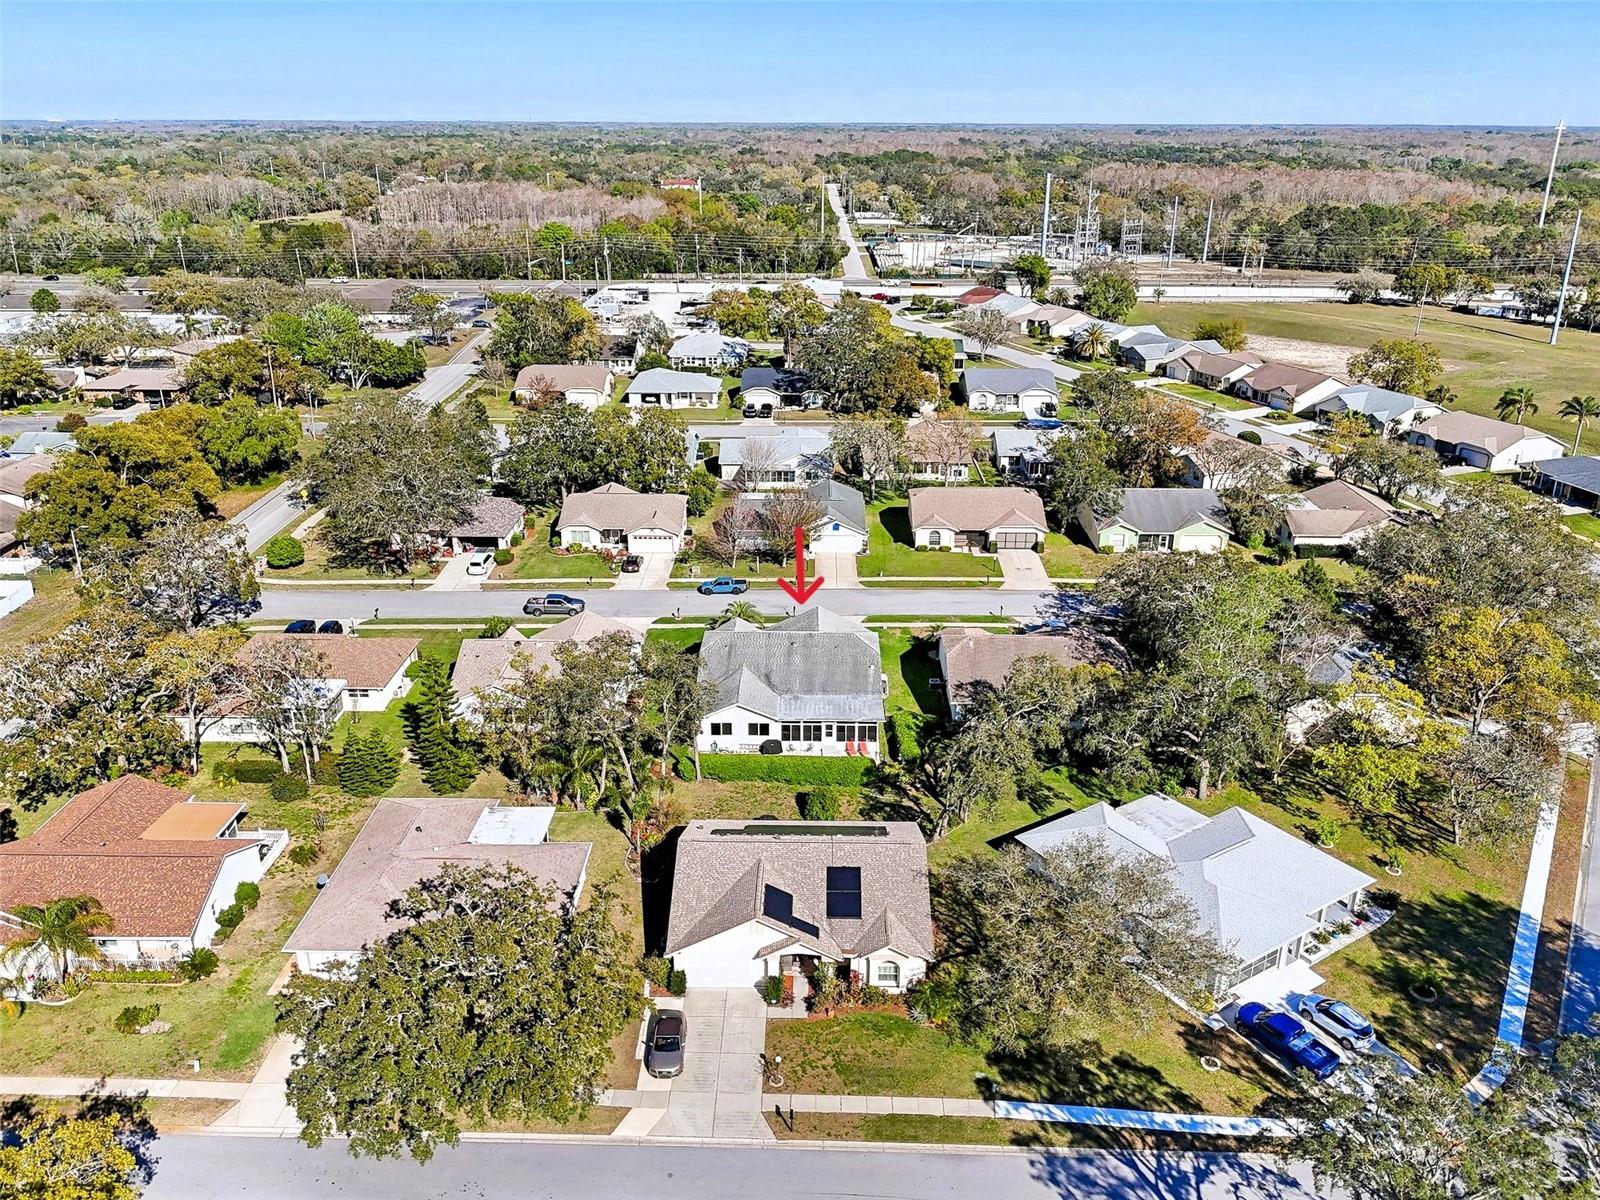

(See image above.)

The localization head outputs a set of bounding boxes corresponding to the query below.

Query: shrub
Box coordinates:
[233,881,260,910]
[1294,544,1346,560]
[509,531,524,547]
[29,288,59,314]
[262,535,305,569]
[311,751,341,787]
[859,985,893,1008]
[215,903,245,932]
[209,760,237,787]
[270,773,309,804]
[233,760,279,784]
[55,411,87,433]
[480,616,514,638]
[177,948,220,981]
[640,955,671,989]
[798,787,841,821]
[681,751,870,787]
[1236,430,1263,445]
[667,968,687,996]
[493,548,512,565]
[907,970,960,1024]
[287,841,321,867]
[114,1004,160,1034]
[761,975,786,1005]
[1312,817,1342,846]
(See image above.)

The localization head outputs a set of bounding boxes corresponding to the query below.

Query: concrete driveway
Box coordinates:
[427,554,483,591]
[651,988,773,1140]
[613,552,674,590]
[997,549,1050,590]
[813,549,860,589]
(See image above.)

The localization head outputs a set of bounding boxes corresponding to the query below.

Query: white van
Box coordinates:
[465,550,495,576]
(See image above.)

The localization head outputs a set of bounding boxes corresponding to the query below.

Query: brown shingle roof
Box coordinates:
[908,486,1047,533]
[1240,363,1339,397]
[0,777,267,939]
[938,627,1128,700]
[513,364,612,393]
[665,820,934,961]
[0,455,53,499]
[81,368,182,394]
[282,798,591,955]
[450,613,639,701]
[555,484,688,536]
[447,495,526,540]
[242,634,419,689]
[1410,410,1552,454]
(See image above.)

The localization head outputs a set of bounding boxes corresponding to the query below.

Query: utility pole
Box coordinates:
[349,225,361,280]
[820,180,827,238]
[176,235,187,272]
[602,236,612,283]
[694,234,701,279]
[1550,208,1582,346]
[698,178,703,217]
[1165,197,1179,269]
[1539,120,1566,229]
[1039,172,1053,257]
[294,247,305,283]
[525,227,533,282]
[737,247,744,282]
[7,233,18,274]
[1201,198,1214,264]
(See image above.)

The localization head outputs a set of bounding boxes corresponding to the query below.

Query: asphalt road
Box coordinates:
[826,182,874,285]
[0,404,142,437]
[142,1134,1319,1200]
[1562,753,1600,1034]
[259,587,1065,622]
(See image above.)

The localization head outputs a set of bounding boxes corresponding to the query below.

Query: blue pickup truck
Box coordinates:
[1236,1002,1340,1080]
[696,576,750,596]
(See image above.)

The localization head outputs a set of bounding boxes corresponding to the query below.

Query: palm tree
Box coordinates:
[10,896,112,981]
[1560,394,1600,454]
[1074,324,1109,363]
[1495,385,1538,424]
[551,744,604,809]
[715,600,765,628]
[1423,384,1457,409]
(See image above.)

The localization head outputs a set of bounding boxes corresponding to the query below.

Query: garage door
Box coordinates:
[993,532,1037,549]
[629,533,675,551]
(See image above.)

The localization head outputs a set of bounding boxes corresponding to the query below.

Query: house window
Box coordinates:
[1230,948,1283,986]
[835,723,877,743]
[875,961,900,987]
[748,722,770,737]
[710,722,732,737]
[781,723,823,742]
[347,688,373,699]
[1137,533,1172,552]
[928,530,942,547]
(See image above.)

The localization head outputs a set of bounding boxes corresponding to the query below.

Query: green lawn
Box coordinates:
[500,513,618,581]
[1152,381,1256,412]
[1563,512,1600,540]
[1131,300,1600,455]
[262,526,432,583]
[214,473,286,520]
[1040,531,1110,579]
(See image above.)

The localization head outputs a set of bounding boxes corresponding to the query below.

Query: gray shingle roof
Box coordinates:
[961,367,1057,396]
[1411,410,1557,454]
[625,368,721,396]
[717,431,832,468]
[665,819,934,961]
[698,609,884,723]
[1319,384,1425,423]
[737,479,866,536]
[1017,794,1375,964]
[1085,488,1233,537]
[669,333,747,359]
[448,495,527,539]
[1531,455,1600,493]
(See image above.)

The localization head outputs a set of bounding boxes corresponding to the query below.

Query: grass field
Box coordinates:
[1131,300,1600,454]
[859,502,998,580]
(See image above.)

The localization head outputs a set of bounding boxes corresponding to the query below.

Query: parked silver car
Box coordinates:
[645,1009,686,1078]
[1295,993,1375,1053]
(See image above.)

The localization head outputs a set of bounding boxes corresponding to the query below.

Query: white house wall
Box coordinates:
[673,920,787,988]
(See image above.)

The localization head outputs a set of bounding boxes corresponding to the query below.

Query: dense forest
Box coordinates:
[0,122,1594,281]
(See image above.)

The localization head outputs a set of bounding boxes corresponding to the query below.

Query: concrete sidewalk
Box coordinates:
[0,1075,249,1101]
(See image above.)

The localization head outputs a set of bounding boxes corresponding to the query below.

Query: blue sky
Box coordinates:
[2,1,1594,125]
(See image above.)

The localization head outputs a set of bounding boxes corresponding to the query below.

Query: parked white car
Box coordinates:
[1295,993,1376,1053]
[465,550,495,576]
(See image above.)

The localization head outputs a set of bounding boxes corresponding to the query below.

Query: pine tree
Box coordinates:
[406,659,478,794]
[337,729,373,796]
[367,730,401,794]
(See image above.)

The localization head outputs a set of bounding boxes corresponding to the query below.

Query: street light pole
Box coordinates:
[1550,208,1582,346]
[1539,120,1566,229]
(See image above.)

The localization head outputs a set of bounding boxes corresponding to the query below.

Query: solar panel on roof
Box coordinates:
[762,884,819,938]
[826,866,861,919]
[710,823,888,838]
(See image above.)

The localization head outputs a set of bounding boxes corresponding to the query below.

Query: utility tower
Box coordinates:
[1072,184,1101,264]
[1120,206,1144,258]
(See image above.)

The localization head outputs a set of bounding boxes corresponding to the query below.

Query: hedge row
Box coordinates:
[675,749,871,786]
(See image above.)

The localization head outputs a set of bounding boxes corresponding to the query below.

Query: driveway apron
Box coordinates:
[651,988,774,1140]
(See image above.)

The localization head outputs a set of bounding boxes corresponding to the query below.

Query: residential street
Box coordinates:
[826,181,873,284]
[256,587,1063,622]
[142,1134,1320,1200]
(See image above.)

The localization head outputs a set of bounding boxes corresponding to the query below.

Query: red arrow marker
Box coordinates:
[776,525,824,604]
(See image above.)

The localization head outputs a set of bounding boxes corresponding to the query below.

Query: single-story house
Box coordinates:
[715,432,833,486]
[590,335,642,375]
[166,336,238,363]
[0,455,53,515]
[908,486,1047,551]
[0,777,287,974]
[1024,305,1094,339]
[555,483,689,555]
[1234,364,1346,414]
[735,479,868,556]
[451,612,641,719]
[904,417,976,482]
[1525,456,1600,512]
[1078,487,1233,553]
[960,367,1059,417]
[991,427,1058,480]
[445,495,526,553]
[81,367,184,406]
[1162,350,1263,391]
[697,608,886,759]
[739,367,825,410]
[1280,480,1398,550]
[1177,430,1298,490]
[3,432,76,456]
[669,333,749,370]
[180,634,421,745]
[625,368,722,409]
[937,626,1127,720]
[512,364,614,409]
[1313,384,1441,437]
[1407,410,1567,472]
[1017,794,1376,995]
[665,819,935,993]
[282,798,591,978]
[1119,334,1223,374]
[976,293,1040,328]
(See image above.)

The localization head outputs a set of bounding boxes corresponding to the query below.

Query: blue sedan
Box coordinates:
[1236,1002,1341,1080]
